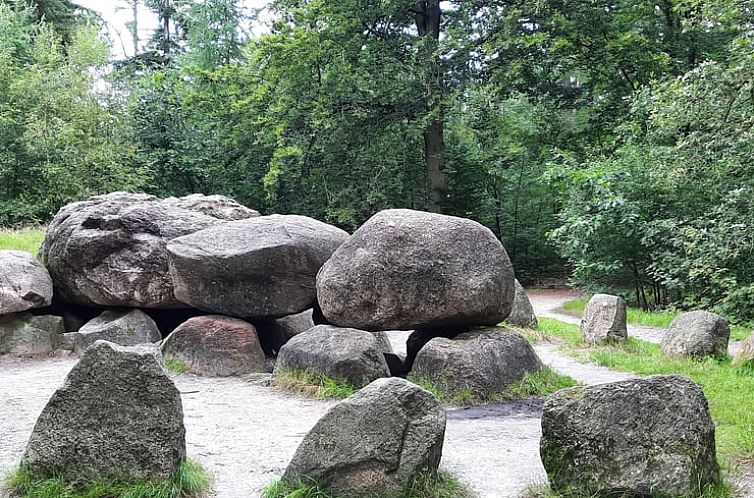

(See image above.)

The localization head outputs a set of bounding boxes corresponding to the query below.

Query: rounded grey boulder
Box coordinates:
[661,310,730,358]
[22,341,186,484]
[316,209,515,331]
[40,192,220,308]
[66,309,161,356]
[580,293,627,344]
[506,280,538,329]
[282,377,445,497]
[0,250,53,315]
[410,329,542,401]
[161,315,266,376]
[162,193,260,220]
[167,215,348,318]
[0,313,63,356]
[274,325,390,388]
[540,375,719,497]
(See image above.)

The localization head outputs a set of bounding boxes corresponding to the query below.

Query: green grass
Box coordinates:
[263,471,475,498]
[272,368,356,400]
[0,227,45,255]
[562,296,751,341]
[5,459,212,498]
[523,481,733,498]
[409,365,578,406]
[537,319,754,465]
[165,358,188,374]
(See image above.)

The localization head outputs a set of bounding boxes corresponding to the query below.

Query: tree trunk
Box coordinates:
[415,1,445,212]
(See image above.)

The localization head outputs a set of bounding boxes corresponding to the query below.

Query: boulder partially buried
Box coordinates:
[506,280,538,329]
[540,375,719,497]
[167,215,348,318]
[162,193,260,220]
[409,329,542,401]
[65,309,161,356]
[580,294,627,344]
[282,377,445,497]
[0,250,53,314]
[40,192,220,308]
[661,311,730,358]
[274,325,390,388]
[22,341,186,483]
[317,209,515,331]
[0,313,63,356]
[161,315,266,376]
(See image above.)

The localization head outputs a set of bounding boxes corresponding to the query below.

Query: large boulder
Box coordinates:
[274,325,390,388]
[255,309,315,357]
[580,294,627,345]
[405,328,465,371]
[506,279,538,329]
[732,332,754,367]
[0,250,53,315]
[167,215,348,318]
[661,311,730,358]
[161,315,266,376]
[40,192,220,308]
[0,313,63,356]
[282,377,445,496]
[65,309,161,356]
[540,375,719,497]
[409,329,542,401]
[22,341,186,483]
[162,193,260,220]
[317,209,515,331]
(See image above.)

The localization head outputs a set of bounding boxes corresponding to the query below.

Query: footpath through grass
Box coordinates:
[537,317,754,467]
[0,227,45,255]
[562,296,751,341]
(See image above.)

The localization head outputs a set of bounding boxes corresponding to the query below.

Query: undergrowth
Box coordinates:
[5,459,212,498]
[273,368,356,400]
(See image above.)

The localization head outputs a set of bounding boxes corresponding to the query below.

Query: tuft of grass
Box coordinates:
[523,481,733,498]
[5,459,212,498]
[563,296,750,341]
[263,471,475,498]
[164,358,188,374]
[273,368,356,400]
[537,318,754,466]
[0,227,45,256]
[409,366,577,406]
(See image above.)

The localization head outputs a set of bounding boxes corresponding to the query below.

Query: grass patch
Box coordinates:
[263,471,475,498]
[523,481,733,498]
[409,366,578,406]
[273,368,356,400]
[562,296,751,341]
[537,318,754,465]
[0,227,45,255]
[5,458,212,498]
[165,358,188,374]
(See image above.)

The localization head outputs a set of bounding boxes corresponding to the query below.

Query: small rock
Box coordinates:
[580,294,627,344]
[506,280,538,329]
[282,377,445,497]
[0,313,63,356]
[0,250,53,315]
[732,332,754,367]
[22,341,186,483]
[540,375,719,497]
[161,315,266,376]
[661,311,729,358]
[410,329,542,401]
[67,309,161,356]
[274,325,390,388]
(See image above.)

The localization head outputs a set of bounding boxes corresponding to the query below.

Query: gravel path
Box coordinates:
[0,292,748,497]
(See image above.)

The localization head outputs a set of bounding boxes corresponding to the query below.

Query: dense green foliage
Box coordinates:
[0,0,752,317]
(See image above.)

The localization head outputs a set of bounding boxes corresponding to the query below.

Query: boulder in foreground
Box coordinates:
[22,341,186,483]
[316,209,515,331]
[0,250,53,315]
[282,377,445,497]
[661,310,730,358]
[161,315,266,376]
[540,375,719,497]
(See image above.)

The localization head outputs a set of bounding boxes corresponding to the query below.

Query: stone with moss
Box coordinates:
[540,375,719,497]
